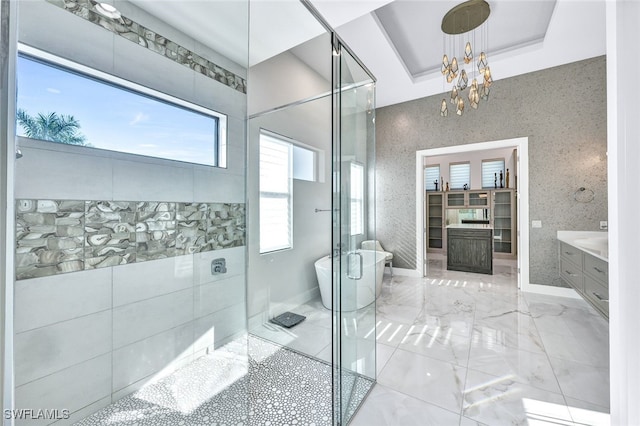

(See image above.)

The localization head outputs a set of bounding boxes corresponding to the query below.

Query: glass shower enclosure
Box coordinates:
[332,38,377,425]
[1,0,376,424]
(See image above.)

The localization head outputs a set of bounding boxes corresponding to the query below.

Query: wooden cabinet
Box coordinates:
[426,189,517,256]
[447,226,493,274]
[492,190,516,256]
[426,193,444,250]
[558,242,608,320]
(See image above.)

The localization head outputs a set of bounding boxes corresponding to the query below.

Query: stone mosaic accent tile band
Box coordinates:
[15,199,245,280]
[46,0,247,94]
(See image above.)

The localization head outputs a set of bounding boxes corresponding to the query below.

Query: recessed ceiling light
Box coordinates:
[95,2,121,20]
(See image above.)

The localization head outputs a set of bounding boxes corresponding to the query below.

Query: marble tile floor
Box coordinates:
[74,335,373,426]
[349,255,611,426]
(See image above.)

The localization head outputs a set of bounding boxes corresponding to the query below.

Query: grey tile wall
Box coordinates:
[45,0,247,94]
[15,199,245,280]
[375,56,608,286]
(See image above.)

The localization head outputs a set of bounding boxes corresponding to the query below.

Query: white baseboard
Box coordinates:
[391,267,422,277]
[521,282,581,299]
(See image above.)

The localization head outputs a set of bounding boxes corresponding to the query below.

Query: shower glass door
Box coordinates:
[332,38,376,425]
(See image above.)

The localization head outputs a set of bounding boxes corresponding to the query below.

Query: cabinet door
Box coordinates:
[447,192,465,207]
[468,191,489,206]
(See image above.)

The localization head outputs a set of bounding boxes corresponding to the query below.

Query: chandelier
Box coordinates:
[439,0,492,117]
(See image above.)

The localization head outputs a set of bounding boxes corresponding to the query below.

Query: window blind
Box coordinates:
[350,162,364,235]
[259,133,293,253]
[449,163,470,190]
[482,159,505,188]
[424,165,440,191]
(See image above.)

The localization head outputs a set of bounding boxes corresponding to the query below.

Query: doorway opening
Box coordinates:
[415,137,530,291]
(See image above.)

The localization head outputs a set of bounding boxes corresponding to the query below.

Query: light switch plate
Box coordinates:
[532,220,542,228]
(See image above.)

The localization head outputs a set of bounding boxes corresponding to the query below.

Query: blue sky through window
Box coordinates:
[16,55,219,166]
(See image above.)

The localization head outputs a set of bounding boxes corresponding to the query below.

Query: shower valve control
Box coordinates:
[211,258,227,275]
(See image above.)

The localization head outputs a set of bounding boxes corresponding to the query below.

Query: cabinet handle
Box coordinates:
[593,266,605,274]
[564,251,574,255]
[592,292,609,303]
[564,270,577,277]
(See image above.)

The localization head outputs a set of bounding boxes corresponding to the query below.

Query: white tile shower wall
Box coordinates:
[14,268,112,333]
[14,310,112,387]
[195,274,246,319]
[195,246,245,285]
[112,255,194,307]
[111,322,195,392]
[14,354,111,426]
[13,1,248,423]
[112,288,194,349]
[193,302,247,353]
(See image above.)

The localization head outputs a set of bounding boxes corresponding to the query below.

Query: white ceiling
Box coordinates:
[312,0,607,107]
[127,0,607,109]
[374,0,557,79]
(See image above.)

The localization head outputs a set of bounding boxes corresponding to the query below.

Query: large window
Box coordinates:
[424,165,440,191]
[16,46,227,167]
[449,162,470,190]
[259,133,293,253]
[482,159,506,188]
[259,131,318,253]
[350,162,364,236]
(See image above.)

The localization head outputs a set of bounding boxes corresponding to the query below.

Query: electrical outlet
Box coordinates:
[600,221,608,230]
[532,220,542,228]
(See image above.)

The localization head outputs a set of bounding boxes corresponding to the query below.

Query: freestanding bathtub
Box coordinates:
[314,249,386,311]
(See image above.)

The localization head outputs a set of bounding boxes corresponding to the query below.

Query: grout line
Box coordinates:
[15,307,113,335]
[15,351,111,389]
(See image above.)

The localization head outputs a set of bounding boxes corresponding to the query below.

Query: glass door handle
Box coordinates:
[347,252,363,280]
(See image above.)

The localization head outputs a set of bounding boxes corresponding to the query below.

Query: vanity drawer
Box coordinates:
[584,274,609,317]
[584,253,608,285]
[560,257,583,290]
[559,242,583,268]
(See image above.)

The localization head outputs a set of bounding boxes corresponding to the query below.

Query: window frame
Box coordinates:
[16,43,228,168]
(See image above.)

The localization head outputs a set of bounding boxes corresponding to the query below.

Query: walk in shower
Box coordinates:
[0,0,376,424]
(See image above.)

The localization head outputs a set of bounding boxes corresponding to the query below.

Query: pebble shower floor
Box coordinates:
[74,336,372,426]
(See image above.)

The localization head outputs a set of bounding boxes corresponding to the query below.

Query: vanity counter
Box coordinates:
[557,230,608,261]
[446,224,493,230]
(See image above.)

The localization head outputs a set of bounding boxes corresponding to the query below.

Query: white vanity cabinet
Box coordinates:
[557,232,608,320]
